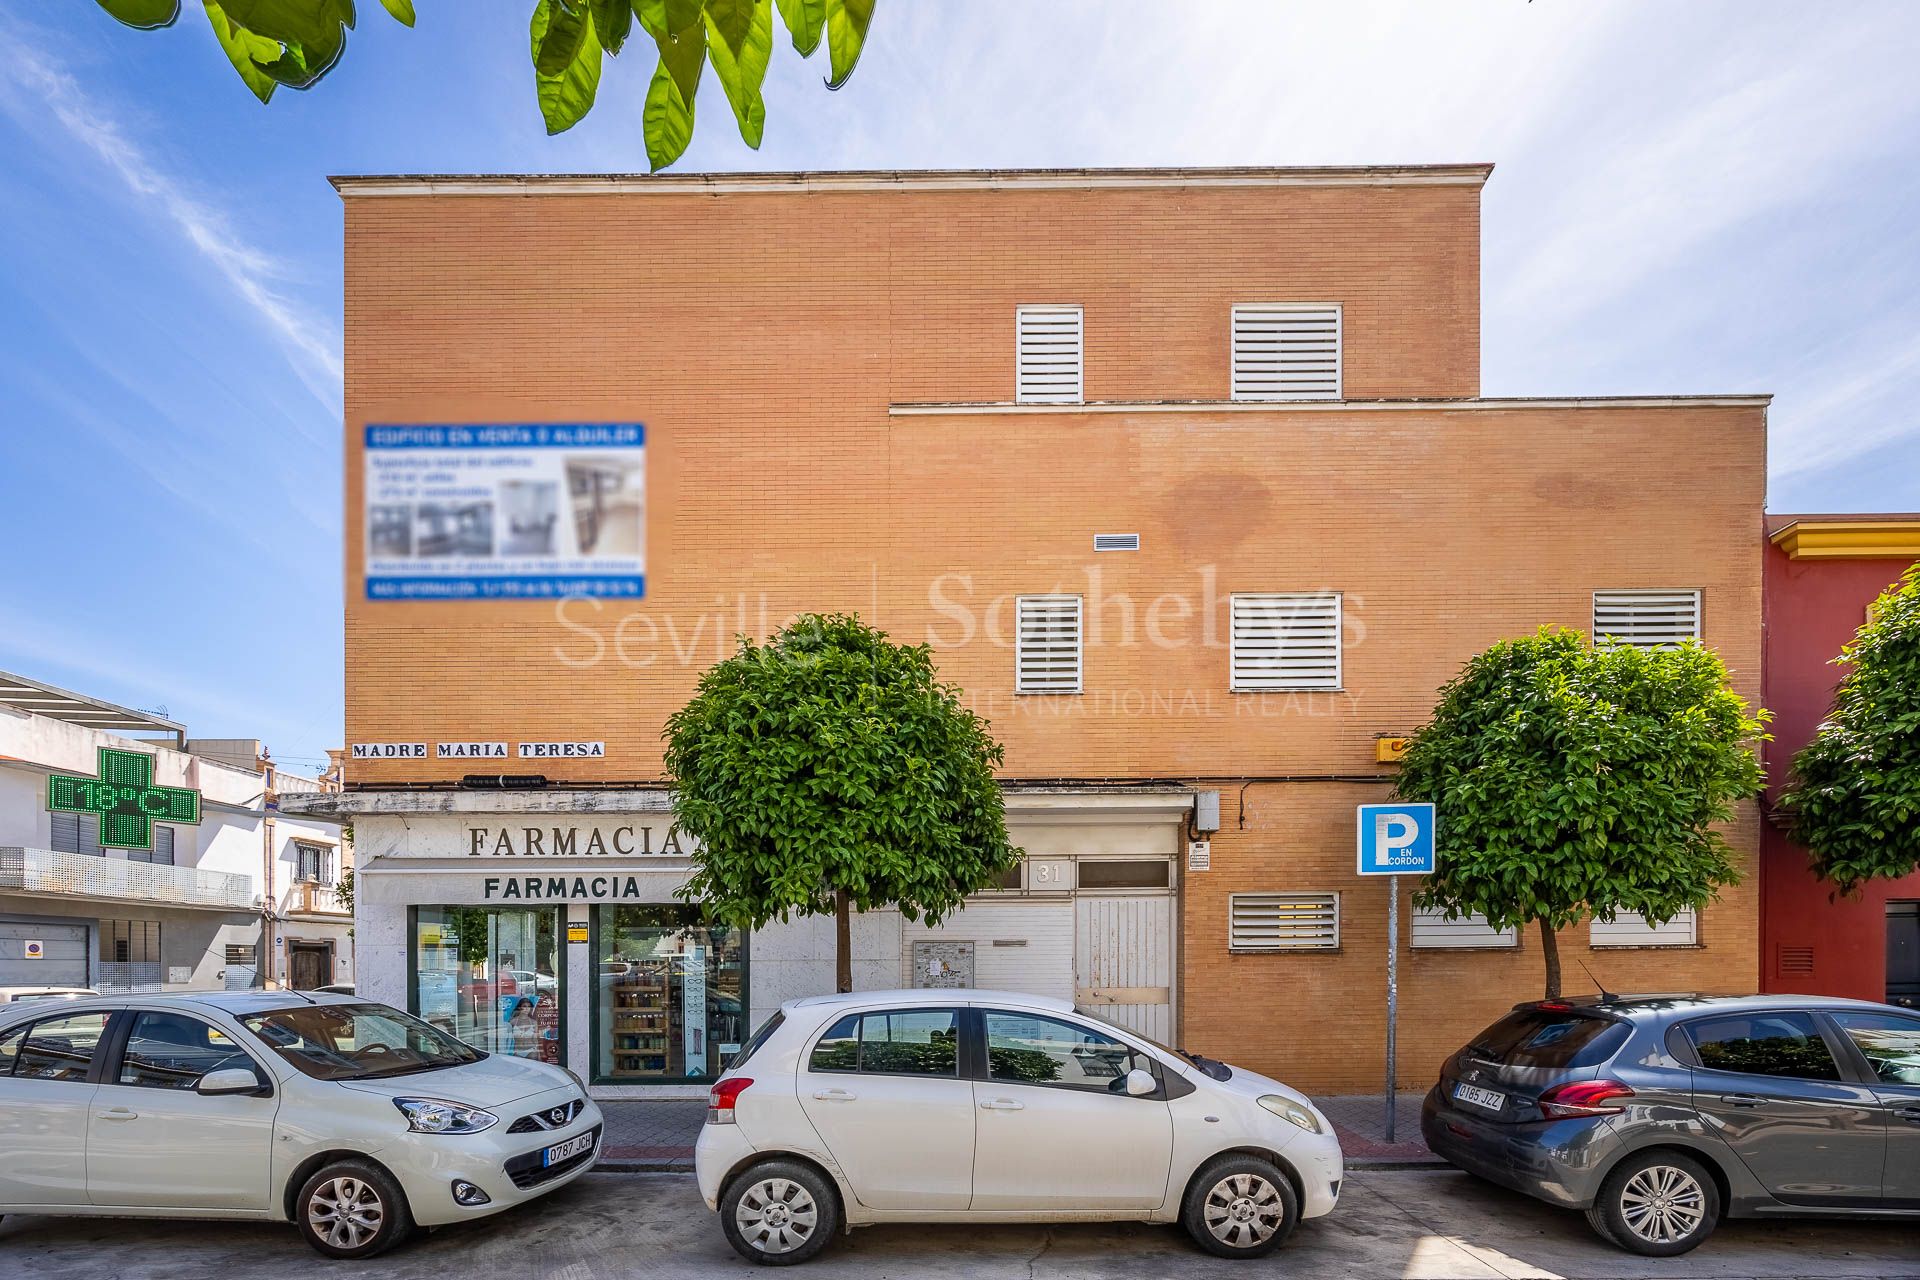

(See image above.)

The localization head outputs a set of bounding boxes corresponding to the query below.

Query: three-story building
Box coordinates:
[295,165,1767,1095]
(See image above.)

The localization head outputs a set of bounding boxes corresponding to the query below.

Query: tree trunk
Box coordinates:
[1538,918,1562,1000]
[834,887,853,993]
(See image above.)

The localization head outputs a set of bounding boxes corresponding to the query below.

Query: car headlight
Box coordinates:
[1258,1095,1324,1134]
[394,1097,498,1134]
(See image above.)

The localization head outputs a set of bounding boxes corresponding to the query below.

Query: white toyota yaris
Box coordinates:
[696,990,1343,1264]
[0,990,601,1259]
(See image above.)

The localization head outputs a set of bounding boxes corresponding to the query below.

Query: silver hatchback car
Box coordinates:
[1423,993,1920,1254]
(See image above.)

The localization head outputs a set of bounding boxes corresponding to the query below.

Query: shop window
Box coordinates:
[1076,860,1170,890]
[411,906,562,1064]
[597,904,746,1083]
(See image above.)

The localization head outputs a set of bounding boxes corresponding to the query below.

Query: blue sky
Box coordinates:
[1,2,1917,769]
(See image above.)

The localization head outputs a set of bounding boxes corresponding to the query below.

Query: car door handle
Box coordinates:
[811,1088,856,1102]
[1896,1107,1920,1125]
[96,1107,138,1121]
[1719,1094,1766,1108]
[979,1098,1024,1111]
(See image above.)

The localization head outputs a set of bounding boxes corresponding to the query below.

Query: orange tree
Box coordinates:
[1778,564,1920,894]
[1395,628,1767,999]
[665,613,1017,992]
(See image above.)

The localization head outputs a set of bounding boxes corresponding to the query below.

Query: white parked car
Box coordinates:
[0,991,601,1259]
[0,986,98,1005]
[695,990,1343,1264]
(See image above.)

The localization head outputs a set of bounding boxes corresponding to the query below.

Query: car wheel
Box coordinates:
[1182,1155,1300,1259]
[720,1160,838,1265]
[1585,1150,1720,1256]
[296,1159,413,1260]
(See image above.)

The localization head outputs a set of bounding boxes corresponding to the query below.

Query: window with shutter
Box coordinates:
[1229,893,1340,950]
[1015,595,1083,694]
[51,812,105,857]
[1592,590,1701,648]
[1231,303,1342,400]
[1229,593,1341,691]
[127,825,176,866]
[1590,908,1697,947]
[1411,908,1518,949]
[1015,305,1083,403]
[296,841,331,884]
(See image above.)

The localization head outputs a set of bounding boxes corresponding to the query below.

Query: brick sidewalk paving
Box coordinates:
[596,1092,1438,1171]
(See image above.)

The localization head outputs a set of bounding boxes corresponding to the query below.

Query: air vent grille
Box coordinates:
[1093,533,1140,552]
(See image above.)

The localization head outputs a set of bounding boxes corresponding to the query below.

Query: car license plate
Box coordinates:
[542,1132,594,1167]
[1453,1082,1505,1112]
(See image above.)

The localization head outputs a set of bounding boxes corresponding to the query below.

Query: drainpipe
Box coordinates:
[261,754,277,990]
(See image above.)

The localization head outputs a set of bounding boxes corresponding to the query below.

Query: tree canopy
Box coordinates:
[1396,627,1768,998]
[94,0,875,170]
[1778,563,1920,895]
[665,613,1018,991]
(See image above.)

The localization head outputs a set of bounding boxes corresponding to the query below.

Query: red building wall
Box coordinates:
[1761,516,1920,1001]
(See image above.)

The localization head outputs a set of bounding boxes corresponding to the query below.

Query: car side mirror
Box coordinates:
[197,1067,266,1096]
[1124,1067,1157,1097]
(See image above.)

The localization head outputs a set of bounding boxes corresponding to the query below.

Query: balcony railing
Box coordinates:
[284,880,350,917]
[0,846,255,912]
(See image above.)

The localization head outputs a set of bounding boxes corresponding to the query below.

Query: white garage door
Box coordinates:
[910,899,1075,1002]
[0,921,90,988]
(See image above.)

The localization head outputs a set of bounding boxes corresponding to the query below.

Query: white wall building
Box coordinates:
[0,671,352,993]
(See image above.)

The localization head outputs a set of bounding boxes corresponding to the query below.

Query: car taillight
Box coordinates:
[707,1077,753,1125]
[1538,1080,1633,1119]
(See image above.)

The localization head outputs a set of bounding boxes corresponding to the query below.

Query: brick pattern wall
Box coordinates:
[339,177,1766,1090]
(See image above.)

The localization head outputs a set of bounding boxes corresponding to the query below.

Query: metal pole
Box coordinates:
[1385,873,1399,1144]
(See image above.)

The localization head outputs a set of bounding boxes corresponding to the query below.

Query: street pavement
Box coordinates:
[3,1168,1913,1280]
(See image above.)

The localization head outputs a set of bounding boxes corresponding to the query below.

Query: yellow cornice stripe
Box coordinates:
[1770,520,1920,559]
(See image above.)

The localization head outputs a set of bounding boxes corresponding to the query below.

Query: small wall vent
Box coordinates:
[1093,532,1140,552]
[1777,945,1815,977]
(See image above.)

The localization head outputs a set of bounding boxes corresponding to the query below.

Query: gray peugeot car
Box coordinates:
[1423,993,1920,1255]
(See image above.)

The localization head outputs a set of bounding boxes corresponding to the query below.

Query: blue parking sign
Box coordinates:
[1356,803,1436,876]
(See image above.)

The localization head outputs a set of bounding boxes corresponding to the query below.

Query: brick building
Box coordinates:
[1760,517,1920,1008]
[288,166,1768,1096]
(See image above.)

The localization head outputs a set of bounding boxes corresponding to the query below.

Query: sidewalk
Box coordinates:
[597,1092,1439,1172]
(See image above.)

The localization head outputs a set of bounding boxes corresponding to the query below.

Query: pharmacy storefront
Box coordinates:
[289,786,1193,1098]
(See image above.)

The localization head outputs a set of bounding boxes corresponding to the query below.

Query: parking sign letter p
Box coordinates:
[1375,812,1417,864]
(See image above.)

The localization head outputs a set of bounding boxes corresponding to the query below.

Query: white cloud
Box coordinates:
[0,31,342,414]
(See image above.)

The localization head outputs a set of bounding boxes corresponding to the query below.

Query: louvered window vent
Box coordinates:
[1592,590,1702,648]
[1016,305,1084,404]
[1229,593,1342,691]
[1231,303,1342,400]
[1015,595,1082,694]
[1230,893,1340,950]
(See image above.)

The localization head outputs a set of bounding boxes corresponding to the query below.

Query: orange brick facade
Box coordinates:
[337,168,1766,1091]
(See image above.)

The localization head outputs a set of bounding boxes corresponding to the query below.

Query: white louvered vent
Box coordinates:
[1592,590,1701,648]
[1093,532,1140,552]
[1590,908,1697,948]
[1229,593,1342,691]
[1230,893,1340,951]
[1016,305,1084,404]
[1412,908,1518,949]
[1015,595,1083,694]
[1231,303,1342,401]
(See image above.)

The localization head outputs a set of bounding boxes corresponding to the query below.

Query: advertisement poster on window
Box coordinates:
[363,424,645,600]
[681,945,707,1077]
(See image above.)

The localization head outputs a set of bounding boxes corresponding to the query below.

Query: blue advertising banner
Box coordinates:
[362,424,645,600]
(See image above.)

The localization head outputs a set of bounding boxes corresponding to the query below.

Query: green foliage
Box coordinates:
[1778,564,1920,894]
[1396,628,1767,978]
[94,0,876,170]
[666,613,1019,942]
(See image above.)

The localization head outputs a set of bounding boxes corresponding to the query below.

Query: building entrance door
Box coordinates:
[1889,902,1919,1010]
[1075,892,1175,1044]
[288,941,333,991]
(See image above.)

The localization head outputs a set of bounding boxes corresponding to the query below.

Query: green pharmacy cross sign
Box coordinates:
[47,747,202,851]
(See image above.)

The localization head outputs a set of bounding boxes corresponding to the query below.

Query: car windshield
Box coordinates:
[240,1002,484,1081]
